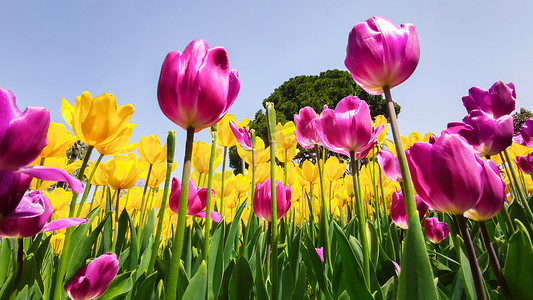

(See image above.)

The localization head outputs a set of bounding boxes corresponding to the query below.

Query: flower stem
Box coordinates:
[137,163,153,232]
[479,221,511,299]
[349,152,370,289]
[76,153,104,217]
[204,125,218,261]
[503,149,533,223]
[220,146,227,217]
[166,127,195,300]
[315,145,333,277]
[455,215,487,300]
[11,238,24,296]
[266,103,279,299]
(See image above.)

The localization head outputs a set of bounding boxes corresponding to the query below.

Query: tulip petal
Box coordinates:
[42,218,88,233]
[18,166,84,194]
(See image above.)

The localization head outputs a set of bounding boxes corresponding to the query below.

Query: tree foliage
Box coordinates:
[513,107,533,133]
[229,69,400,173]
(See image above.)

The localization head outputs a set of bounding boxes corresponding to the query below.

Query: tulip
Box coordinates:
[0,87,49,171]
[390,190,428,229]
[192,141,222,174]
[462,81,516,119]
[64,253,119,300]
[424,218,450,244]
[516,153,533,175]
[157,39,240,132]
[38,122,77,159]
[344,16,420,95]
[0,170,32,219]
[324,157,346,182]
[169,178,222,222]
[446,110,513,156]
[317,96,384,158]
[237,136,270,166]
[406,133,501,215]
[514,117,533,147]
[296,160,319,185]
[61,91,135,149]
[138,135,167,165]
[276,121,297,150]
[253,179,291,222]
[104,153,145,190]
[214,114,249,148]
[0,191,87,238]
[464,159,506,221]
[316,247,325,263]
[229,120,252,151]
[376,149,402,182]
[294,107,321,149]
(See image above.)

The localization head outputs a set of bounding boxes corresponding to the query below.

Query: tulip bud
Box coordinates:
[64,253,119,300]
[424,218,450,244]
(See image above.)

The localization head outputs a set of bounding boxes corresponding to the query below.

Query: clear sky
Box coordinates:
[1,0,532,166]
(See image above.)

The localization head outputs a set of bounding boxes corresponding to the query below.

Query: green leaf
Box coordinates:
[133,271,158,300]
[182,261,207,300]
[125,210,140,272]
[229,257,254,300]
[224,201,246,265]
[504,219,533,300]
[397,215,439,300]
[456,236,476,300]
[0,239,12,286]
[208,222,225,300]
[301,233,333,300]
[333,223,372,300]
[97,271,133,299]
[280,264,293,300]
[290,264,307,300]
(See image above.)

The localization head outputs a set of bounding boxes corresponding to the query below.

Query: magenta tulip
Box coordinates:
[376,149,402,182]
[390,190,428,229]
[406,133,500,215]
[0,191,87,238]
[0,87,49,171]
[516,153,533,175]
[64,253,119,300]
[229,120,252,151]
[424,218,450,244]
[0,170,32,219]
[157,39,240,132]
[316,247,325,263]
[464,158,506,221]
[446,110,513,156]
[345,16,420,95]
[513,117,533,147]
[253,179,291,222]
[462,81,516,119]
[317,96,384,158]
[294,107,320,149]
[169,178,222,222]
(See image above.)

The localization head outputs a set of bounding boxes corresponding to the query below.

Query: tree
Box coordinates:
[513,107,533,133]
[229,69,400,173]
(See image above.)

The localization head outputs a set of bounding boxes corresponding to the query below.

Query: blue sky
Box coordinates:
[1,0,532,166]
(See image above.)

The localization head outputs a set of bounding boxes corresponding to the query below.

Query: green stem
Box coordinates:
[266,103,279,299]
[36,157,46,190]
[350,152,370,289]
[315,145,333,277]
[138,163,153,235]
[242,131,257,257]
[12,238,24,296]
[166,128,195,300]
[455,215,487,300]
[503,149,533,223]
[51,145,93,300]
[205,125,218,262]
[479,221,511,299]
[370,147,382,242]
[76,153,104,217]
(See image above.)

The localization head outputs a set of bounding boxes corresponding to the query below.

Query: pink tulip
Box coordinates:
[253,179,291,222]
[376,149,402,182]
[157,39,240,132]
[464,159,506,221]
[514,118,533,147]
[424,218,450,244]
[406,133,502,215]
[462,81,516,119]
[169,178,222,222]
[316,247,325,263]
[64,253,119,300]
[0,170,32,219]
[446,110,513,156]
[229,120,252,151]
[0,191,87,238]
[294,107,320,149]
[390,190,428,229]
[345,16,420,95]
[317,96,384,159]
[516,153,533,175]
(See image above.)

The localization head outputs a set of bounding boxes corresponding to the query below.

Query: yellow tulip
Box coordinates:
[407,132,423,147]
[276,145,298,163]
[105,153,145,190]
[276,162,296,186]
[237,136,270,166]
[139,135,167,165]
[324,157,346,182]
[373,115,388,144]
[296,160,319,185]
[125,186,143,211]
[85,161,108,186]
[192,141,222,174]
[95,124,137,155]
[254,163,270,184]
[213,170,235,198]
[46,188,72,211]
[276,121,297,150]
[39,122,78,159]
[343,175,355,198]
[50,233,65,254]
[145,161,178,188]
[61,91,135,148]
[423,132,435,143]
[234,173,250,199]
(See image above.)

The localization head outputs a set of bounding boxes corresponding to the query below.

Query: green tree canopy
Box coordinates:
[513,107,533,133]
[229,69,400,173]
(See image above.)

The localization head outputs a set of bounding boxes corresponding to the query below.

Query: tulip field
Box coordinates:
[2,16,533,300]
